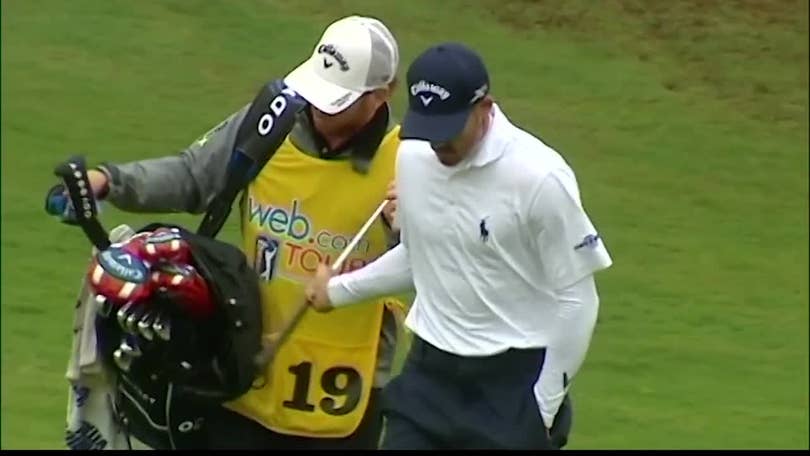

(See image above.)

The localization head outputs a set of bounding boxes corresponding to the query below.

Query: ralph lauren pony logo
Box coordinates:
[479,217,490,242]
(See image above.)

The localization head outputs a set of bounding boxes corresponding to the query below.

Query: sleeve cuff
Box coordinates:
[95,163,118,200]
[556,246,613,289]
[327,275,356,308]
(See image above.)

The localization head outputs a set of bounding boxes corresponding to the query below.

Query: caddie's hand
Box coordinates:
[382,180,399,231]
[305,261,335,312]
[86,169,110,197]
[45,168,110,223]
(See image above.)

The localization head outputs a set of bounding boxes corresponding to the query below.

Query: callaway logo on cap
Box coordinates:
[400,42,490,143]
[317,44,350,71]
[410,80,451,107]
[284,16,399,115]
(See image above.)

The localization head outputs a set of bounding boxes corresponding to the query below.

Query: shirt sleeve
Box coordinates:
[533,274,601,428]
[327,243,414,307]
[529,169,613,289]
[99,104,250,214]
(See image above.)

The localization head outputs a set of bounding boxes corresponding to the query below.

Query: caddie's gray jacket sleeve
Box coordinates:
[98,104,250,214]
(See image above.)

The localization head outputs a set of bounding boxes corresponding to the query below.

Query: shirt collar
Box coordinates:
[462,103,509,170]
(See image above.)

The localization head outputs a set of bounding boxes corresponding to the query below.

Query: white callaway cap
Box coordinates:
[284,16,399,115]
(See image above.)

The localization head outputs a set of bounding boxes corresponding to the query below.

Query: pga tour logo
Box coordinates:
[410,80,450,107]
[574,233,601,251]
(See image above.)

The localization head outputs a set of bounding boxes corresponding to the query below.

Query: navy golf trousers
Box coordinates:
[381,336,572,450]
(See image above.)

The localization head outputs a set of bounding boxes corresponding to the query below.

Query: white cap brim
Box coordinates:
[284,58,364,115]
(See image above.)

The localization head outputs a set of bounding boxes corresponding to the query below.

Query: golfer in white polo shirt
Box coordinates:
[305,42,613,450]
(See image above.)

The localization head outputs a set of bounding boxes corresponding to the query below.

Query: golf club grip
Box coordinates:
[53,155,111,251]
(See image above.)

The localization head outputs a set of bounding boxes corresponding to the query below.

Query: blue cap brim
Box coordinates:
[400,107,473,143]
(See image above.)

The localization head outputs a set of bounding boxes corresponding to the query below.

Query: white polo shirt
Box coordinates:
[329,103,612,356]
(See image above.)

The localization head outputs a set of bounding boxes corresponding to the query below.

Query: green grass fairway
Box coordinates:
[2,0,807,449]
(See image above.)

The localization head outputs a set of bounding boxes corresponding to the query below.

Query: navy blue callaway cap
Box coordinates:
[400,42,490,143]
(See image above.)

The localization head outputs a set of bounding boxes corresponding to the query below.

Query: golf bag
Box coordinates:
[89,223,263,449]
[56,79,308,449]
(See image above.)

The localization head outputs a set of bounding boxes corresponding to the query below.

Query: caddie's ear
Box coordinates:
[365,90,389,111]
[370,77,398,103]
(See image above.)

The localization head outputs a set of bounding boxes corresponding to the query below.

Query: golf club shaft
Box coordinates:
[254,200,390,368]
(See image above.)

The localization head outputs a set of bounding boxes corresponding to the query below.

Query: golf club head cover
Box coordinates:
[86,228,214,319]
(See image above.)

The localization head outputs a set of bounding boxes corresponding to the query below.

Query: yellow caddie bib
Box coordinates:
[225,127,401,438]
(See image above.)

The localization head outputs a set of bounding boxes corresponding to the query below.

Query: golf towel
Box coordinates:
[64,224,151,450]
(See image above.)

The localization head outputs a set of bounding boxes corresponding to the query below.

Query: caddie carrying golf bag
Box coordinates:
[54,79,308,449]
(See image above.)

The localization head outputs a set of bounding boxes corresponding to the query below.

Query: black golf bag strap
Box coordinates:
[197,80,308,238]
